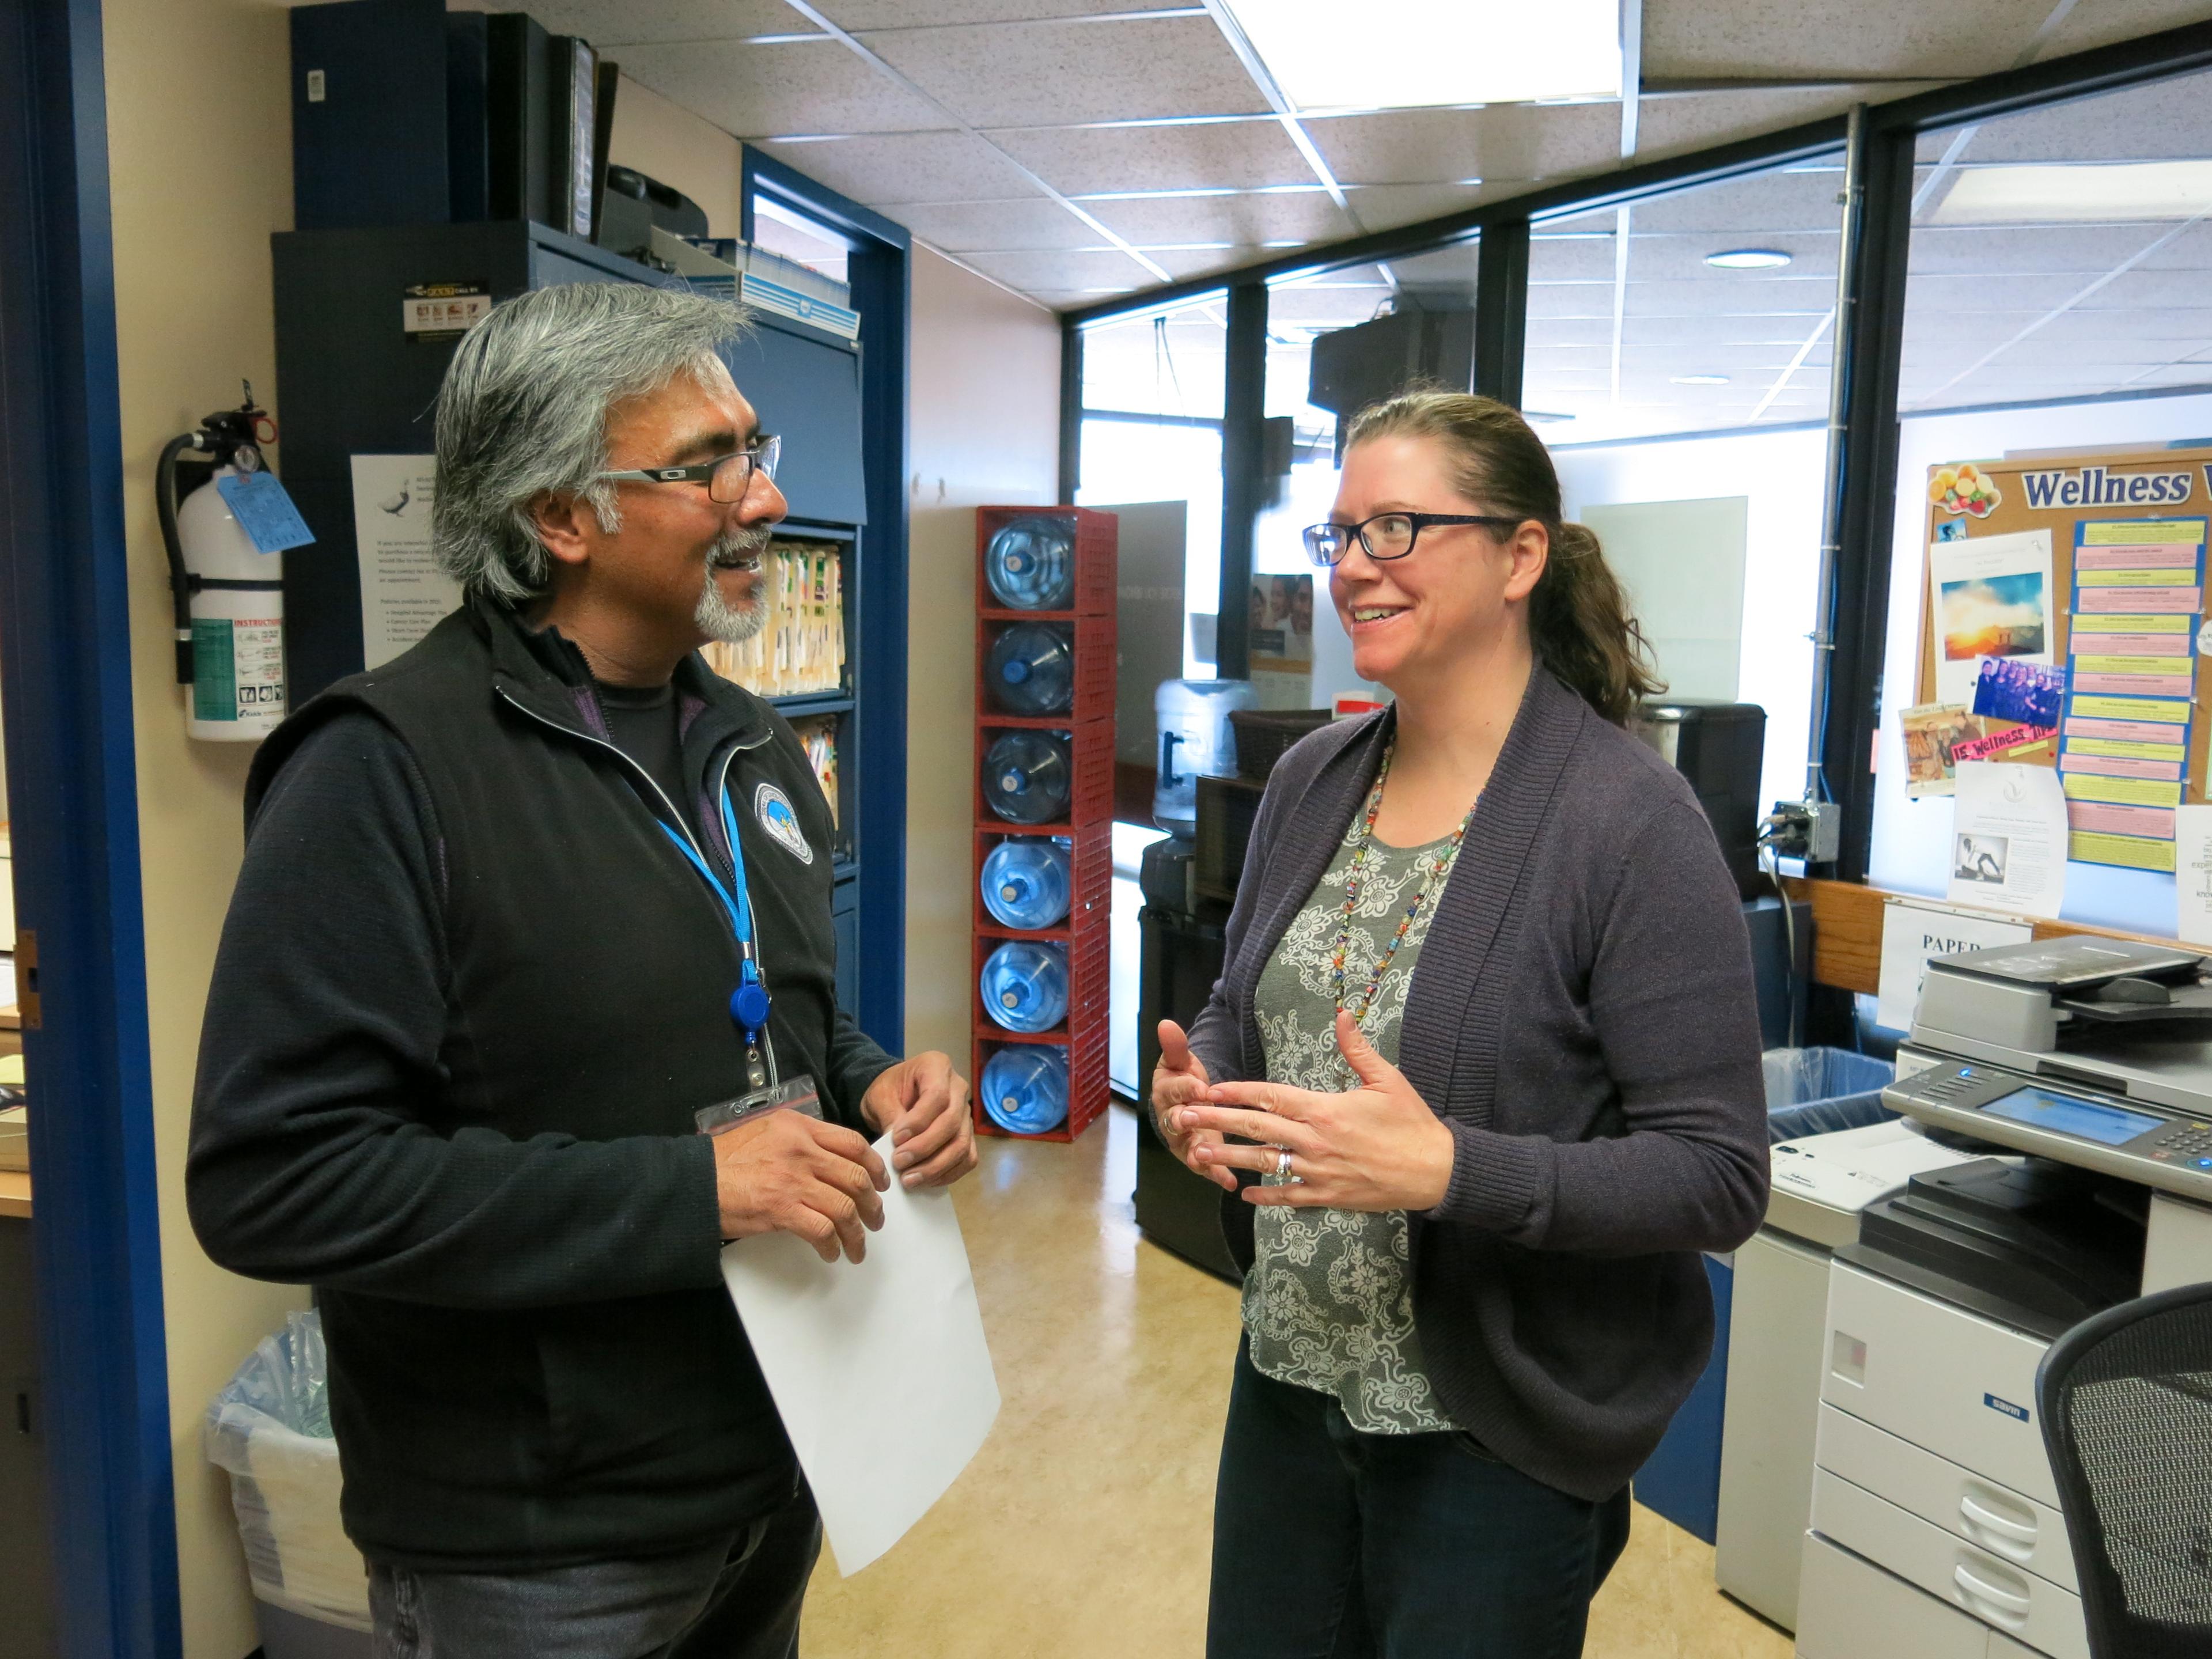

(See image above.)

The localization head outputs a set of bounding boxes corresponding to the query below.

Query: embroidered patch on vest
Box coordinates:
[755,781,814,865]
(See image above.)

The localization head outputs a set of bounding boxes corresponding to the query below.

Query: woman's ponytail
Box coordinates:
[1343,391,1664,725]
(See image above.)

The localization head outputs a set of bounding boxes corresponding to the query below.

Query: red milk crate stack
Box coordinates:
[970,506,1116,1143]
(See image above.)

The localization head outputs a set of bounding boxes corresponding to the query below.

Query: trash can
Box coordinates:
[204,1311,372,1658]
[1635,1048,1897,1543]
[1760,1046,1897,1143]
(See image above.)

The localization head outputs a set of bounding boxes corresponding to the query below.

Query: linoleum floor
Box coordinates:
[800,1104,1793,1658]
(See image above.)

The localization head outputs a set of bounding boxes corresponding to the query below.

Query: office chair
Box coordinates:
[2037,1281,2212,1658]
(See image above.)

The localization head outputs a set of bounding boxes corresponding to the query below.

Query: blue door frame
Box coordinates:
[0,1,181,1655]
[741,151,912,1055]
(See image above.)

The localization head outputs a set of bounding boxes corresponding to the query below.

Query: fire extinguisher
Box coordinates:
[156,385,287,741]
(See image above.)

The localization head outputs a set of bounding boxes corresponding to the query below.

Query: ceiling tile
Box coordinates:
[1905,270,2096,312]
[1305,104,1623,190]
[1624,167,1844,235]
[2038,0,2212,59]
[1148,244,1275,280]
[991,119,1312,195]
[1949,70,2212,163]
[1633,88,1886,162]
[751,132,1038,204]
[618,38,944,135]
[860,15,1266,128]
[819,0,1194,23]
[888,196,1101,251]
[518,0,808,44]
[1033,289,1131,309]
[1908,224,2135,275]
[964,247,1164,289]
[1082,190,1353,246]
[1641,0,2039,80]
[1339,181,1498,232]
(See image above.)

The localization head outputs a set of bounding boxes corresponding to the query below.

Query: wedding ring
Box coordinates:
[1276,1148,1294,1179]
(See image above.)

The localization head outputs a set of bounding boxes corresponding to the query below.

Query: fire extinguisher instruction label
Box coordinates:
[192,617,285,725]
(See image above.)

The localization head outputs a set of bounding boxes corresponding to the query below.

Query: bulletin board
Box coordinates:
[1914,443,2212,874]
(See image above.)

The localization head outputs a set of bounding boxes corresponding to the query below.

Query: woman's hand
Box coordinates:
[1150,1020,1235,1192]
[1173,1011,1456,1213]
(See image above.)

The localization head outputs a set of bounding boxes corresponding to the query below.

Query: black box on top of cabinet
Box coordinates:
[290,0,453,230]
[271,221,866,702]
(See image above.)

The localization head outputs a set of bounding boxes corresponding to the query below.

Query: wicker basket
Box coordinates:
[1228,708,1332,778]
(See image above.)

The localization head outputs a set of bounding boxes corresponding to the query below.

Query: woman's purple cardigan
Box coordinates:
[1188,664,1770,1501]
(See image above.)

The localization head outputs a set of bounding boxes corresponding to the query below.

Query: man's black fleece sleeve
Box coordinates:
[186,710,725,1309]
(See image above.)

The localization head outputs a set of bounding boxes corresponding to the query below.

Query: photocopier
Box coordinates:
[1794,935,2212,1659]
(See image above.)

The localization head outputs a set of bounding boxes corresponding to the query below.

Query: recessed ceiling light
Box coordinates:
[1671,374,1731,385]
[1933,160,2212,222]
[1705,249,1792,270]
[1218,0,1623,112]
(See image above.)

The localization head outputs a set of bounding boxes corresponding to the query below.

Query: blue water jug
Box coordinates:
[980,839,1071,929]
[982,730,1071,825]
[980,940,1069,1033]
[986,623,1075,715]
[980,1044,1069,1135]
[985,516,1077,610]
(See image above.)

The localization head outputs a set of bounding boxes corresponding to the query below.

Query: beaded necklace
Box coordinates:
[1329,737,1480,1028]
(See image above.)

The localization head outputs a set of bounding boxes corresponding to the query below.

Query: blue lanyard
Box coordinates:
[657,786,772,1046]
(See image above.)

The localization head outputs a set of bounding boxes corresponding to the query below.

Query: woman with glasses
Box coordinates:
[1152,389,1767,1657]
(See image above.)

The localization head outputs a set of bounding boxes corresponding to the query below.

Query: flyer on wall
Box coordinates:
[1927,528,2054,706]
[350,453,461,671]
[1948,760,2069,919]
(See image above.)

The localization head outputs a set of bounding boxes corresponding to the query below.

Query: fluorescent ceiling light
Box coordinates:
[1932,161,2212,223]
[1218,0,1623,112]
[1671,374,1730,385]
[1706,248,1792,269]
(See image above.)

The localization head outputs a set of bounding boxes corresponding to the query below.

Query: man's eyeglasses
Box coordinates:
[1302,511,1521,568]
[599,434,782,504]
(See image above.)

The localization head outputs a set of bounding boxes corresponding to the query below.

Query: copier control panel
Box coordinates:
[1888,1060,2212,1199]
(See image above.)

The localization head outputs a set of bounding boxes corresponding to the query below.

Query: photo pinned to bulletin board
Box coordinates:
[1914,444,2212,877]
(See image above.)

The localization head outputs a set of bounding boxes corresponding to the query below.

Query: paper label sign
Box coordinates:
[1876,899,2033,1031]
[214,471,315,555]
[402,283,490,340]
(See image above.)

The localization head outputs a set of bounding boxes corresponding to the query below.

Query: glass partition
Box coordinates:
[1074,295,1227,677]
[1870,67,2212,939]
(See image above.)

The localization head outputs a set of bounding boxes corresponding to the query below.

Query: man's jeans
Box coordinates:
[369,1492,820,1659]
[1207,1343,1632,1659]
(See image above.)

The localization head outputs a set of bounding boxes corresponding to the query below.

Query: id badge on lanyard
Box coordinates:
[656,776,820,1134]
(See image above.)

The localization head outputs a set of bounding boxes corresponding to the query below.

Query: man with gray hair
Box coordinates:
[188,283,974,1657]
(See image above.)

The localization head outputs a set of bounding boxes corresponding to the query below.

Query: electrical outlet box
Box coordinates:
[1768,801,1842,865]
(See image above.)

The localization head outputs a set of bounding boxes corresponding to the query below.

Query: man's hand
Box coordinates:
[713,1110,889,1263]
[860,1051,978,1190]
[1150,1020,1233,1191]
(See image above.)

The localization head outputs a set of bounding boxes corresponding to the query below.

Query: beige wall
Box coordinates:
[102,2,305,1656]
[607,73,746,240]
[903,250,1062,1061]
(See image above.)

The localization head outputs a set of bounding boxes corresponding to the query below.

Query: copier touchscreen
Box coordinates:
[1982,1085,2161,1145]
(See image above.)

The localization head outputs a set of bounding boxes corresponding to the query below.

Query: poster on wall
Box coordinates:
[1948,760,2068,918]
[1248,571,1315,709]
[1927,528,2053,707]
[351,454,461,671]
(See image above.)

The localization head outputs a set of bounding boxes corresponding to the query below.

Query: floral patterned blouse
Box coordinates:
[1240,823,1460,1434]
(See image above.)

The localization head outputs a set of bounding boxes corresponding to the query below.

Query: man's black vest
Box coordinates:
[245,597,860,1568]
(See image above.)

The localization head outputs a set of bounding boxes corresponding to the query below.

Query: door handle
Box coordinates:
[1960,1491,2038,1550]
[1954,1560,2031,1624]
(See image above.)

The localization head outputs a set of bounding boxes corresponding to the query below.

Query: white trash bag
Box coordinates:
[203,1310,372,1633]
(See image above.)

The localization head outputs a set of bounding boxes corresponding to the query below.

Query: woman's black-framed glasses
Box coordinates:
[1301,511,1520,567]
[599,434,782,503]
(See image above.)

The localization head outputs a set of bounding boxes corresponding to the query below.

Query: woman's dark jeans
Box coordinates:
[1208,1342,1632,1659]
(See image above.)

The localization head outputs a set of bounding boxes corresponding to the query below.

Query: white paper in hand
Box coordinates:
[719,1136,999,1574]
